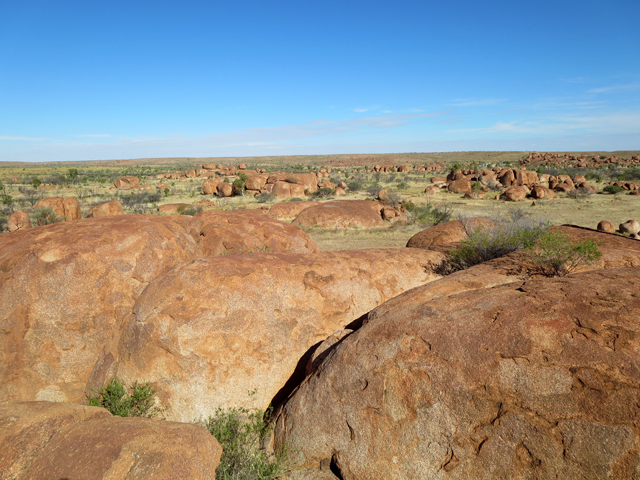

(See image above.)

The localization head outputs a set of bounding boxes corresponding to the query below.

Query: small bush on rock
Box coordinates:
[528,231,602,276]
[87,377,166,418]
[204,404,291,480]
[603,185,625,194]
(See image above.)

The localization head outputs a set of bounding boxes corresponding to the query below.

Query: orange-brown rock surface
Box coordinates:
[35,196,81,221]
[0,215,200,404]
[113,176,140,190]
[186,209,319,256]
[111,248,446,421]
[293,200,385,228]
[274,268,640,479]
[86,200,125,218]
[0,401,220,480]
[8,211,32,232]
[406,217,494,248]
[268,201,318,220]
[157,203,192,215]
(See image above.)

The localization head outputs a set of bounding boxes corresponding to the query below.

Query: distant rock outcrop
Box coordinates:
[86,200,125,218]
[293,200,385,228]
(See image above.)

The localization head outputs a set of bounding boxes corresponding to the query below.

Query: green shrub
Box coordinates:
[528,231,602,276]
[239,173,249,182]
[311,187,335,198]
[256,192,275,203]
[32,207,66,226]
[443,220,547,273]
[87,377,166,418]
[204,405,291,480]
[603,185,625,194]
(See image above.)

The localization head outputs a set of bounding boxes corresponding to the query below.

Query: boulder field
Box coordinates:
[108,248,446,421]
[274,267,640,479]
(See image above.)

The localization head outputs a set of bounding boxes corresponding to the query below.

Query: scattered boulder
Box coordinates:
[597,220,615,233]
[515,169,539,186]
[7,211,32,232]
[424,185,440,195]
[202,178,220,195]
[406,217,495,248]
[273,181,306,199]
[335,187,346,196]
[430,176,447,185]
[619,220,640,235]
[112,247,446,421]
[554,182,576,193]
[186,209,319,256]
[217,182,233,197]
[268,201,318,220]
[377,189,389,202]
[293,200,385,228]
[35,197,81,221]
[0,215,200,404]
[157,203,192,215]
[447,178,472,194]
[274,268,640,479]
[0,401,221,480]
[113,176,140,190]
[245,174,268,191]
[86,200,125,218]
[500,186,527,201]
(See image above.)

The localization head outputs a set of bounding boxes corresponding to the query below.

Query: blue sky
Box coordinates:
[1,0,639,162]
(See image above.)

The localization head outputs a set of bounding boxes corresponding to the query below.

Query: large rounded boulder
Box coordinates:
[0,215,200,404]
[293,200,385,228]
[111,248,446,421]
[406,217,495,249]
[274,268,640,479]
[186,209,319,255]
[268,201,318,220]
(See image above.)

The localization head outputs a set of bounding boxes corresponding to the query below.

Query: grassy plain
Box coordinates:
[1,151,639,250]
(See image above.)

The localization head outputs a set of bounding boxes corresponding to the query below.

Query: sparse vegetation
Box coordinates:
[528,231,602,276]
[204,403,291,480]
[87,377,166,418]
[32,207,65,225]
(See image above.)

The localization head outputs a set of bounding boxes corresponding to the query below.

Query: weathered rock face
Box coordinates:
[0,401,221,480]
[157,203,192,215]
[114,176,140,189]
[202,178,219,195]
[217,182,233,197]
[8,211,32,232]
[406,217,495,248]
[620,219,640,235]
[267,173,318,193]
[86,200,125,218]
[501,185,527,201]
[245,174,268,191]
[186,209,319,256]
[515,169,539,186]
[112,248,446,421]
[275,268,640,479]
[0,215,200,404]
[597,220,615,233]
[447,178,472,193]
[268,201,318,220]
[293,200,385,228]
[272,181,306,199]
[35,197,81,221]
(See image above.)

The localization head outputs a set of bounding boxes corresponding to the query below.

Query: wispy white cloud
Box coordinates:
[588,83,640,94]
[76,134,112,138]
[0,135,47,141]
[449,98,506,107]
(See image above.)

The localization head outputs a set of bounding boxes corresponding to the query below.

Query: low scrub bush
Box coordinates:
[204,405,291,480]
[255,192,275,203]
[603,185,625,194]
[32,207,65,225]
[409,203,453,225]
[438,220,547,274]
[87,377,166,418]
[528,231,602,276]
[311,187,335,198]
